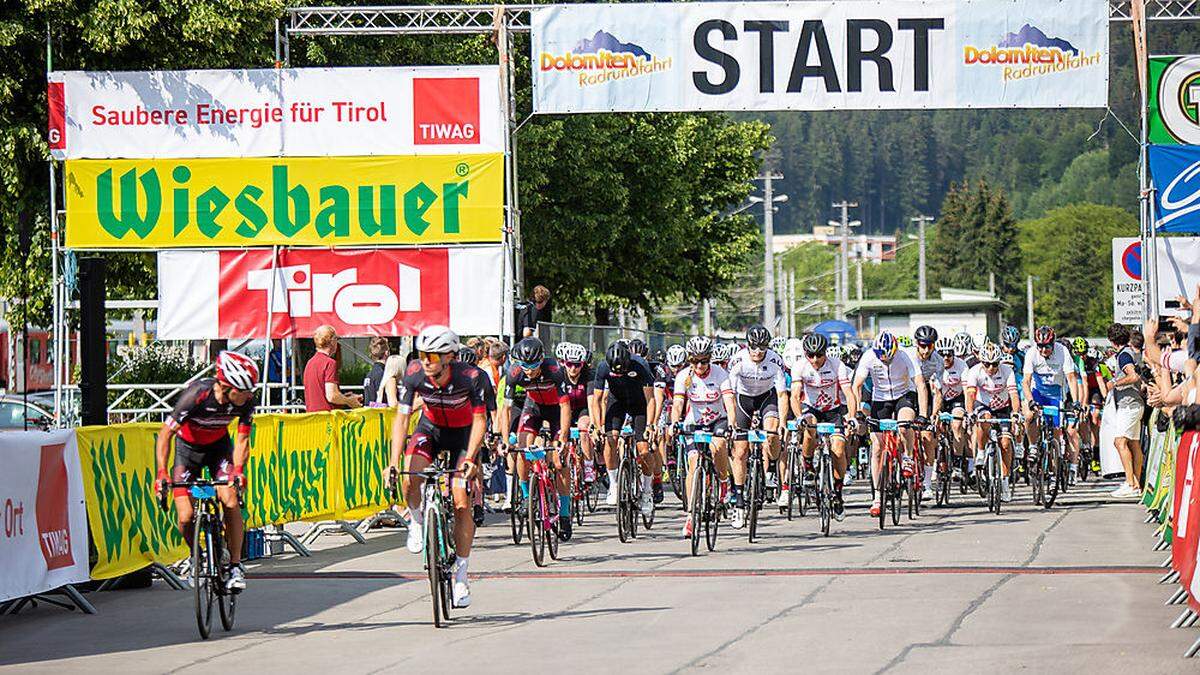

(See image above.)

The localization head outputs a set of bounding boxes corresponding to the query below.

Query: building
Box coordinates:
[773,227,897,263]
[844,288,1007,343]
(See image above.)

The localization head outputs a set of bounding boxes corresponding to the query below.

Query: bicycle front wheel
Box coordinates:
[509,480,525,546]
[193,513,215,640]
[425,509,444,627]
[1044,440,1060,509]
[704,461,719,552]
[818,454,832,537]
[878,455,890,530]
[689,466,703,556]
[528,477,546,567]
[747,458,761,543]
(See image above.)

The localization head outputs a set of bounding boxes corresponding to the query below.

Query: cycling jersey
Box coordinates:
[856,350,919,401]
[593,355,654,405]
[727,348,788,397]
[562,366,594,412]
[1006,348,1025,391]
[932,357,969,400]
[653,362,675,390]
[905,347,943,382]
[673,364,732,426]
[964,363,1017,411]
[166,378,254,446]
[506,359,570,408]
[791,355,852,412]
[400,360,488,428]
[1022,343,1075,399]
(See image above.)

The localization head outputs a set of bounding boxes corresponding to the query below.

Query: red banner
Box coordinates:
[1173,431,1200,611]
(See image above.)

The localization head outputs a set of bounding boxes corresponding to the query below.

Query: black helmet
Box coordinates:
[802,332,829,356]
[457,346,478,366]
[628,338,648,357]
[914,325,938,347]
[512,337,544,365]
[606,341,633,374]
[747,324,771,349]
[650,348,666,364]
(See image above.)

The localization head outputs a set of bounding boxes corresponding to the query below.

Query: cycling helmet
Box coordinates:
[686,336,713,358]
[747,324,771,349]
[416,325,460,354]
[665,344,687,368]
[978,342,1003,364]
[1001,325,1021,349]
[650,348,666,364]
[1034,325,1056,347]
[560,342,588,365]
[511,337,544,364]
[216,351,259,391]
[827,344,842,361]
[1000,353,1014,366]
[873,332,898,360]
[952,332,974,358]
[896,335,913,348]
[769,336,787,353]
[934,336,955,357]
[554,341,571,361]
[782,338,804,368]
[843,343,864,368]
[914,325,938,347]
[457,346,479,365]
[802,332,829,356]
[606,341,633,374]
[1071,337,1088,355]
[628,338,648,358]
[713,342,735,362]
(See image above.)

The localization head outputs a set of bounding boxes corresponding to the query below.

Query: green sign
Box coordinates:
[1149,56,1200,145]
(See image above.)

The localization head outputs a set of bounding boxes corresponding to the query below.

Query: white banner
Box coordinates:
[157,246,505,339]
[532,0,1109,113]
[49,66,503,159]
[0,431,91,603]
[1112,236,1200,323]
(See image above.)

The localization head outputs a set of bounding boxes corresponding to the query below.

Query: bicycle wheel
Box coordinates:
[509,479,524,546]
[627,463,640,540]
[818,454,832,537]
[547,480,561,561]
[786,452,801,520]
[689,465,704,556]
[878,454,890,531]
[424,507,444,627]
[1044,439,1060,509]
[890,456,902,526]
[616,457,632,543]
[528,477,546,567]
[747,457,761,543]
[193,512,215,640]
[1030,447,1044,506]
[704,462,719,552]
[958,453,969,495]
[797,458,810,518]
[671,442,686,502]
[937,442,951,507]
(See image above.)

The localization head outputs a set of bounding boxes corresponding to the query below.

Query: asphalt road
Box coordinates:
[0,476,1192,674]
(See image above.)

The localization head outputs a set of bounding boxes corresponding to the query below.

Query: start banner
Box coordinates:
[48,66,502,159]
[0,431,91,602]
[64,154,503,249]
[157,246,504,339]
[531,0,1108,113]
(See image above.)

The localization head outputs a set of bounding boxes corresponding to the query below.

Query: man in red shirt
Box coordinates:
[304,325,363,412]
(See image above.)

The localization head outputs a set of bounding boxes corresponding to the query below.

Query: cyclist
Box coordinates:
[669,336,737,537]
[907,325,942,500]
[852,332,928,518]
[727,325,790,529]
[560,343,597,487]
[155,350,257,592]
[1022,325,1081,479]
[789,332,856,520]
[655,345,688,499]
[1070,337,1097,478]
[954,332,978,368]
[457,346,495,527]
[964,342,1021,502]
[840,342,869,480]
[388,326,488,608]
[503,337,574,539]
[594,341,657,517]
[713,342,735,371]
[931,336,969,482]
[999,325,1027,463]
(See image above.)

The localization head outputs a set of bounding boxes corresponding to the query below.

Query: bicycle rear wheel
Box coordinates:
[547,479,561,561]
[690,467,704,556]
[818,454,832,537]
[617,457,633,543]
[214,518,236,632]
[747,456,761,543]
[704,461,719,552]
[193,513,215,640]
[1044,439,1060,509]
[786,451,801,520]
[890,456,902,526]
[878,454,890,531]
[528,478,546,566]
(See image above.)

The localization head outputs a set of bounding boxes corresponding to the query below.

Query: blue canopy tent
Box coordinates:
[810,320,857,345]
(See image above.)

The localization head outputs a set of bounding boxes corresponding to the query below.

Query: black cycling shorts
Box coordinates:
[683,420,729,452]
[942,394,966,412]
[172,435,234,497]
[973,404,1014,435]
[519,401,563,438]
[734,391,780,440]
[869,391,917,421]
[408,416,471,466]
[605,399,648,438]
[802,405,847,435]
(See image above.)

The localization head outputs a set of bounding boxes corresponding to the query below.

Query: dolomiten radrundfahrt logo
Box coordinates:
[539,31,672,87]
[963,23,1102,83]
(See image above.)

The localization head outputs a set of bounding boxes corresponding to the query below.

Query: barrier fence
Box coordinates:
[2,408,399,604]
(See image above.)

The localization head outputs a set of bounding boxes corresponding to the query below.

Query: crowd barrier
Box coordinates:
[1139,409,1200,658]
[2,408,399,607]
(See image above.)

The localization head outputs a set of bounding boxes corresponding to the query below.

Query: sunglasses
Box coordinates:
[690,357,711,365]
[515,359,541,371]
[804,351,825,358]
[1037,343,1054,351]
[938,350,954,357]
[418,351,447,363]
[564,361,584,368]
[983,361,1000,368]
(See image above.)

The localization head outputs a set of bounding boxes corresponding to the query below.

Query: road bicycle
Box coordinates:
[906,421,926,521]
[563,427,586,527]
[868,417,911,530]
[973,414,1007,514]
[933,412,955,507]
[801,419,839,537]
[525,428,561,567]
[687,428,722,556]
[783,420,809,520]
[669,428,688,502]
[159,478,240,640]
[1030,404,1065,509]
[615,415,652,542]
[389,452,460,628]
[745,413,770,542]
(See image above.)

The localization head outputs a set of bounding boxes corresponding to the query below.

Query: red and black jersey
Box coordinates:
[562,366,594,412]
[399,360,487,428]
[166,378,254,446]
[506,359,570,407]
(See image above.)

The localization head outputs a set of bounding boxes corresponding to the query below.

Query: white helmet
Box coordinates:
[782,338,804,367]
[665,344,687,368]
[686,336,713,358]
[560,342,588,364]
[978,342,1003,364]
[216,350,259,391]
[713,342,734,362]
[415,325,460,354]
[554,341,572,361]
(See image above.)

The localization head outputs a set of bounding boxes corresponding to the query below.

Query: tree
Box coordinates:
[1019,203,1138,336]
[928,179,1020,305]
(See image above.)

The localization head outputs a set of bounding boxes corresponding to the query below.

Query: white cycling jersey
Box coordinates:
[727,347,788,397]
[856,350,919,401]
[791,355,852,412]
[965,363,1018,410]
[1023,343,1076,396]
[932,357,969,400]
[905,346,944,382]
[673,364,732,426]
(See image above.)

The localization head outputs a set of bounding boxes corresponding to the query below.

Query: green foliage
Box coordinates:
[862,242,919,300]
[107,342,207,408]
[1019,204,1138,335]
[928,180,1020,306]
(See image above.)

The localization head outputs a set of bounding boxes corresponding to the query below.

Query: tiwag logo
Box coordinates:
[963,23,1102,83]
[36,443,74,571]
[539,30,672,87]
[413,77,480,145]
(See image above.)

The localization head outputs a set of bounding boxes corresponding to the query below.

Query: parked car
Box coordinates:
[0,395,53,431]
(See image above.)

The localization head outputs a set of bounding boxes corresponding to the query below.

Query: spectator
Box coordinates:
[303,325,362,412]
[374,355,406,408]
[515,285,553,338]
[1107,323,1143,498]
[362,337,390,404]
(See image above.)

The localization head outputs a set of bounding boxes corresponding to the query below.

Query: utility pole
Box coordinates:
[834,252,842,320]
[775,254,785,334]
[788,270,796,337]
[856,259,863,301]
[1026,276,1035,339]
[702,297,712,335]
[759,172,783,330]
[833,201,858,319]
[911,215,933,301]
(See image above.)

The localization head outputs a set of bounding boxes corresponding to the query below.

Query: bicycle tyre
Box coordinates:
[616,457,632,543]
[193,512,215,640]
[690,465,703,556]
[627,463,640,540]
[878,454,890,530]
[819,453,832,537]
[423,507,443,627]
[958,453,969,495]
[528,477,546,567]
[547,477,561,561]
[747,456,761,543]
[786,452,801,520]
[215,513,236,632]
[509,479,524,546]
[704,461,719,552]
[890,456,902,526]
[1044,439,1060,509]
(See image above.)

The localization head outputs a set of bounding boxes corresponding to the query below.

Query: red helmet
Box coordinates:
[216,351,259,391]
[1034,325,1056,347]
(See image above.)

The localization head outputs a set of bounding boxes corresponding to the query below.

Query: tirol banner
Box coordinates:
[1149,56,1200,145]
[156,246,503,339]
[64,154,503,249]
[48,66,502,160]
[531,0,1109,113]
[1110,236,1200,323]
[0,431,91,602]
[1149,145,1200,233]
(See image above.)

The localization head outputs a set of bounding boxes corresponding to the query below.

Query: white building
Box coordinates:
[773,226,897,263]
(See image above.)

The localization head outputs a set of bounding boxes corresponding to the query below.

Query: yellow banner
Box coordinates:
[65,154,503,248]
[76,409,398,579]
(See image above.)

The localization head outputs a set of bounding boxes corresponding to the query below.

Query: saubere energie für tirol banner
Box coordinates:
[531,0,1109,113]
